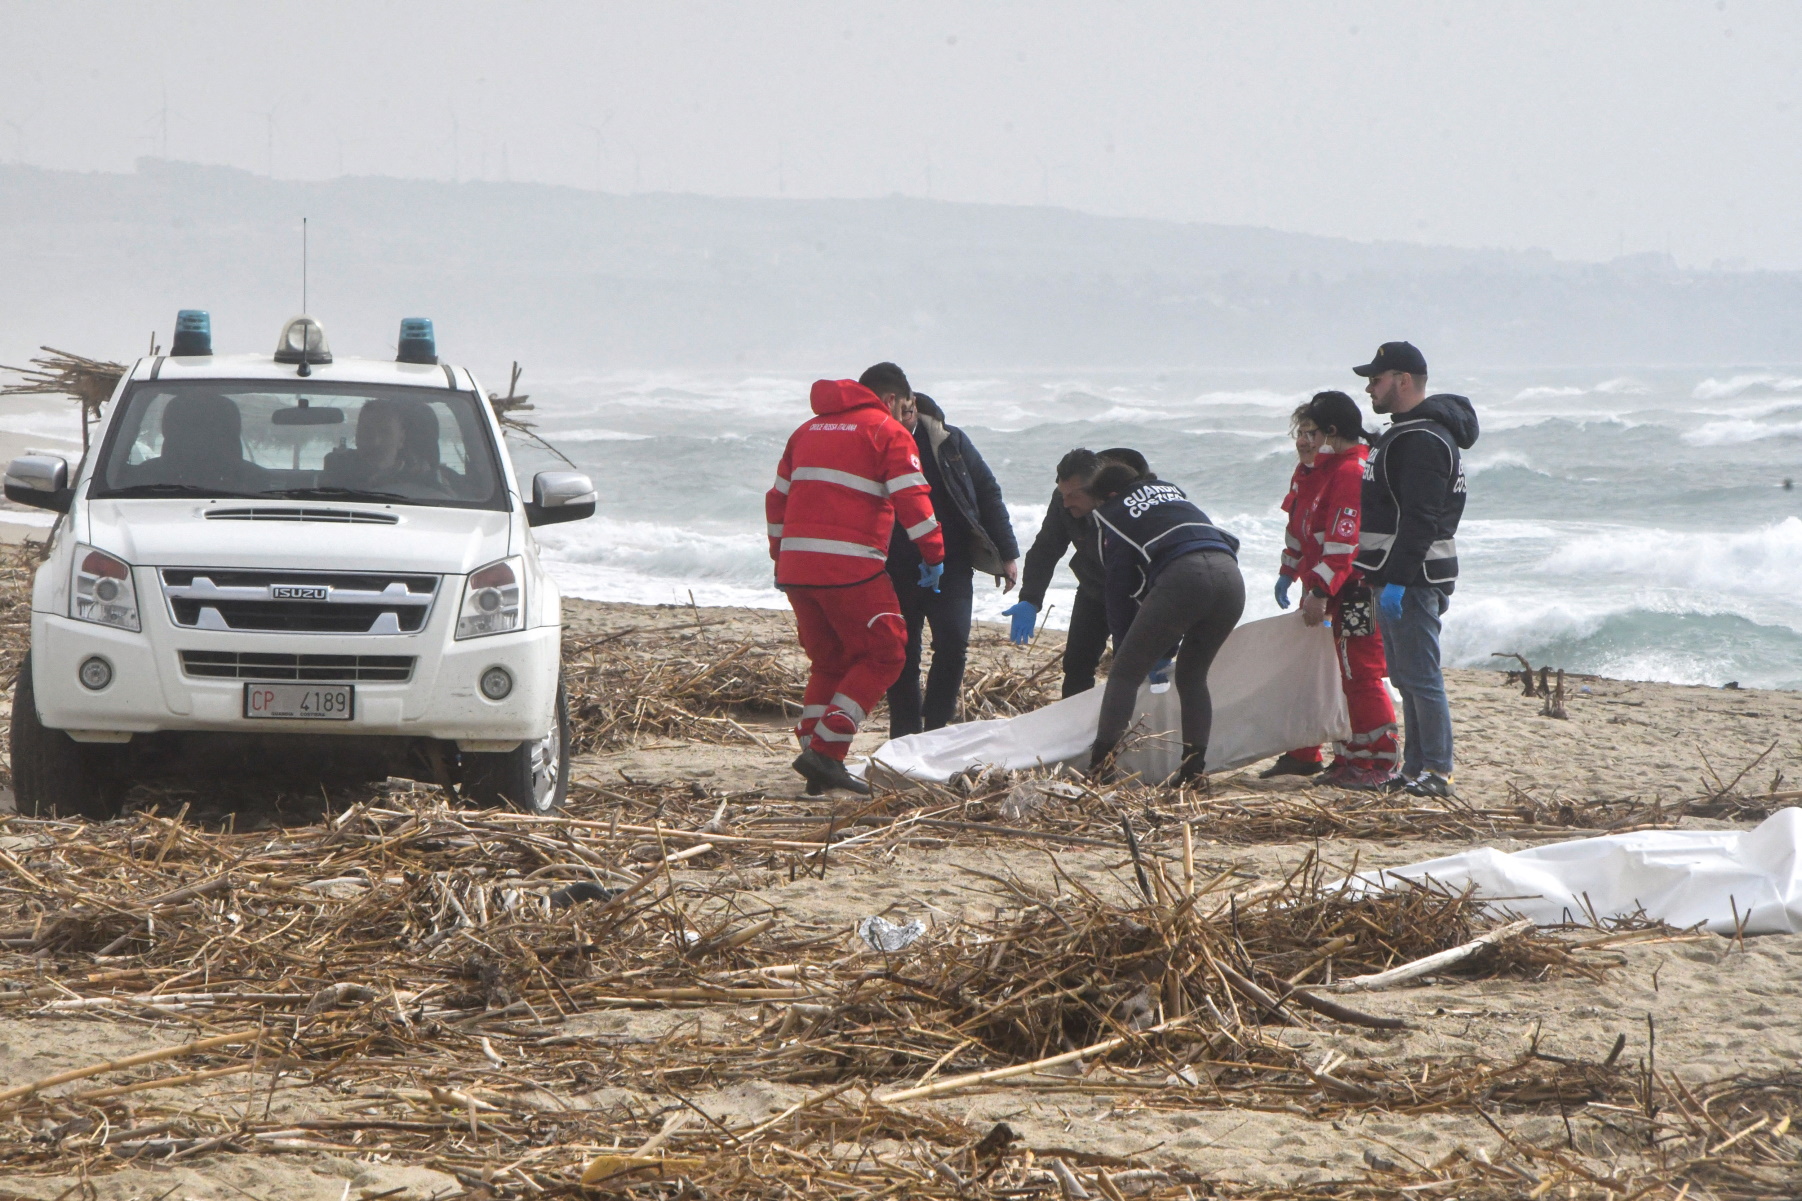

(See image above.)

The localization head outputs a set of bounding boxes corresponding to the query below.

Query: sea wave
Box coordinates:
[1535,517,1802,600]
[1692,374,1802,401]
[1682,419,1802,446]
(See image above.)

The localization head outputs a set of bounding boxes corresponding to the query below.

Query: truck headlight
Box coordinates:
[71,545,140,632]
[456,557,524,639]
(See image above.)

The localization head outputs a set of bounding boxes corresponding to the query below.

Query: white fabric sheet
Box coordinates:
[1355,808,1802,935]
[865,612,1350,784]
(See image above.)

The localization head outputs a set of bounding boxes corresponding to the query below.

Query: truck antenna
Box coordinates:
[302,216,308,314]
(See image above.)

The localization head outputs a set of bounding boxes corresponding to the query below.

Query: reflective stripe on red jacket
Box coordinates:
[1293,445,1368,597]
[766,380,946,587]
[1279,460,1325,580]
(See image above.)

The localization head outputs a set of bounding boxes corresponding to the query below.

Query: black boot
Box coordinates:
[1257,752,1323,780]
[792,746,871,796]
[1086,740,1120,783]
[1174,744,1208,788]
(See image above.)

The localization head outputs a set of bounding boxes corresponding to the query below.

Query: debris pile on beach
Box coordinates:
[563,618,1061,752]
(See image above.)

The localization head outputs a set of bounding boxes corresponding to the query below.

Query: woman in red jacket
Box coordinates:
[1291,390,1400,789]
[1260,404,1331,778]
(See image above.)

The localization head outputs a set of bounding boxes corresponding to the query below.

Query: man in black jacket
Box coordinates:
[882,381,1020,736]
[1352,341,1479,800]
[1009,447,1149,696]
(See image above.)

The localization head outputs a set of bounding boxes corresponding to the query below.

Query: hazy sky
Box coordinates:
[3,1,1794,269]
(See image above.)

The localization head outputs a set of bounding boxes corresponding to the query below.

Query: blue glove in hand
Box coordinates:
[1274,577,1292,610]
[917,561,944,593]
[1002,601,1037,645]
[1378,583,1406,621]
[1147,656,1174,686]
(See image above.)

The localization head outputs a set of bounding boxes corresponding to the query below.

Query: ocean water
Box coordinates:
[12,366,1800,690]
[513,367,1802,691]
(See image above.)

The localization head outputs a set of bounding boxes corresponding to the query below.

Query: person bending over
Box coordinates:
[1009,446,1151,696]
[1086,462,1243,786]
[882,386,1019,737]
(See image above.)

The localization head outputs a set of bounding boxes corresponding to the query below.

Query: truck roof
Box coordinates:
[132,353,477,391]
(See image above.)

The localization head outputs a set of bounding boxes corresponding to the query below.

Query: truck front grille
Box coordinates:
[181,651,417,682]
[159,569,438,635]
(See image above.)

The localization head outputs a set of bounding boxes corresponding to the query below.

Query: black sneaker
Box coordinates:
[1404,771,1455,799]
[1257,753,1324,780]
[792,747,871,796]
[1377,771,1416,794]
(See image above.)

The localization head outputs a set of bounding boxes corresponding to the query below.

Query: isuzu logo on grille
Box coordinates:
[269,585,330,601]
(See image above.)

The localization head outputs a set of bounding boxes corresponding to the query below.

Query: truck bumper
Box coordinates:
[30,610,560,743]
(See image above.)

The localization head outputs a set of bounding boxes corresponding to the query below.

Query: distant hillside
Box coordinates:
[0,159,1796,371]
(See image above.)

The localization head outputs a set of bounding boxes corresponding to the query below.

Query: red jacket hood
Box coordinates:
[811,379,885,416]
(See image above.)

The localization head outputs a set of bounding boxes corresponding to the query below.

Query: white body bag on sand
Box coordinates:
[1354,808,1802,935]
[865,613,1350,784]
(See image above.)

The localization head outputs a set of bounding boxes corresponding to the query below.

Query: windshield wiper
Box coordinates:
[104,483,262,498]
[262,486,411,503]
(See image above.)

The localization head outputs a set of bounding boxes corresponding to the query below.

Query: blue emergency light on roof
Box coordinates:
[170,310,212,357]
[396,317,438,365]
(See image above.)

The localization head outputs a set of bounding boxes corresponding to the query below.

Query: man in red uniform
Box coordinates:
[1291,391,1400,789]
[766,363,947,795]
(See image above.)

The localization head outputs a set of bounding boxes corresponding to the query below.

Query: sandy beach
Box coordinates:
[0,591,1791,1199]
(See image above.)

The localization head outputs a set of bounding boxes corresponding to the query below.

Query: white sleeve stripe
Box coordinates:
[904,516,939,540]
[767,523,784,537]
[885,472,930,494]
[772,475,791,494]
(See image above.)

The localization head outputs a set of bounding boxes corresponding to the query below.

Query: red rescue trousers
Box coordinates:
[1288,604,1399,769]
[787,574,908,761]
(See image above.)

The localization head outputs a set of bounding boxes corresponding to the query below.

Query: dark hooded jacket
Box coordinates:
[886,394,1019,579]
[1354,394,1479,592]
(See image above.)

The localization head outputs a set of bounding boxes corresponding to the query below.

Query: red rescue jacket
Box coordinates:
[1278,459,1325,581]
[766,380,946,587]
[1292,445,1368,598]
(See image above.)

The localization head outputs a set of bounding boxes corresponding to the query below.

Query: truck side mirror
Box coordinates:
[4,455,72,513]
[525,471,596,527]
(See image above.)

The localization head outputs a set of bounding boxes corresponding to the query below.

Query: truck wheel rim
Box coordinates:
[528,726,561,809]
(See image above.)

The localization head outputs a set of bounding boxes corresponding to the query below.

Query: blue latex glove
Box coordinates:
[1147,656,1174,686]
[917,561,944,593]
[1274,577,1292,609]
[1378,582,1406,621]
[1002,601,1037,645]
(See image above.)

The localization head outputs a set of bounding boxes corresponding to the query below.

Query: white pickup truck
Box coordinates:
[3,312,595,819]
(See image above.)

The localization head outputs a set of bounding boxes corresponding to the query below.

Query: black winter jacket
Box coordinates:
[1018,491,1104,609]
[1094,480,1240,646]
[887,402,1018,578]
[1354,394,1479,593]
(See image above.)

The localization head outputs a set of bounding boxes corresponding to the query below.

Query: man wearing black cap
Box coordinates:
[1351,342,1479,800]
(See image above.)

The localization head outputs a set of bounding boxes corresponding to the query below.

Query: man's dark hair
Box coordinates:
[1085,461,1146,501]
[1055,448,1100,481]
[1097,447,1149,476]
[912,392,945,422]
[858,362,911,399]
[1304,390,1368,442]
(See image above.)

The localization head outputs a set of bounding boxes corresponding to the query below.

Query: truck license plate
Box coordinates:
[243,683,354,720]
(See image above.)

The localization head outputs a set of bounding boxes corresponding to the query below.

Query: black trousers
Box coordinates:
[1061,586,1112,697]
[886,569,975,738]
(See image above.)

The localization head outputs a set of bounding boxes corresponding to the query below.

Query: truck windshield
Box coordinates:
[91,380,508,509]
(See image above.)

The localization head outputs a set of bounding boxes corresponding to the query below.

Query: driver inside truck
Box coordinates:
[130,391,270,493]
[321,399,406,492]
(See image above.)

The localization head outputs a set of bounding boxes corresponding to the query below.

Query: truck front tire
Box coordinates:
[461,675,569,815]
[10,653,126,820]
